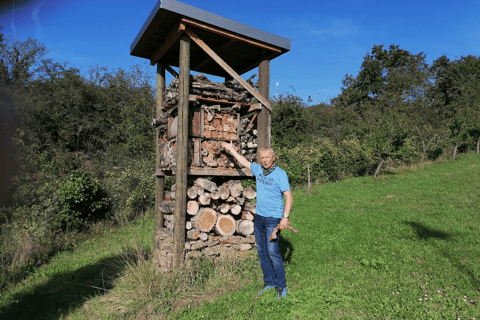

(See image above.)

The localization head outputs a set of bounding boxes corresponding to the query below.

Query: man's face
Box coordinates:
[259,150,275,169]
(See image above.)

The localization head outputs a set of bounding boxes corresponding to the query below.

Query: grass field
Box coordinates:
[1,154,479,319]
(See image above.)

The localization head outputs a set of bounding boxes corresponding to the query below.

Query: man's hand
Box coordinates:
[220,141,251,168]
[220,141,235,153]
[279,217,289,229]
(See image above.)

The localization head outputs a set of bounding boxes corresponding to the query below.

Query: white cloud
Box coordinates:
[32,2,43,41]
[312,19,360,38]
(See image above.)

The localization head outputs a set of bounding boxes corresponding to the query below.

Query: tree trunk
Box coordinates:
[227,180,243,197]
[215,214,236,236]
[218,203,230,214]
[373,158,385,179]
[242,187,256,199]
[307,163,311,195]
[187,229,201,240]
[243,201,256,214]
[210,190,220,200]
[187,201,199,216]
[218,184,229,200]
[419,151,426,166]
[187,186,203,199]
[191,207,217,232]
[198,193,211,206]
[477,137,480,154]
[453,144,458,159]
[241,212,254,220]
[235,197,245,206]
[236,219,254,236]
[194,178,217,193]
[230,204,242,215]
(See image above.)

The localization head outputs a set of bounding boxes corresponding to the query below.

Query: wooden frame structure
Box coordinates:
[131,0,290,267]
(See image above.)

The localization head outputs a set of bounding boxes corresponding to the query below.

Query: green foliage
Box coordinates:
[276,137,374,186]
[0,30,48,85]
[56,170,110,231]
[101,157,156,222]
[271,94,311,147]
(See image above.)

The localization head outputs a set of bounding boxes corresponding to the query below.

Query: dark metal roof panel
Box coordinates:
[130,0,291,56]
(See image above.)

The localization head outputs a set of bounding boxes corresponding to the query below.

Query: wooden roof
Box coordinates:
[130,0,291,77]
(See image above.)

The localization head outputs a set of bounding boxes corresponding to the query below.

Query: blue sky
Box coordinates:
[1,0,479,105]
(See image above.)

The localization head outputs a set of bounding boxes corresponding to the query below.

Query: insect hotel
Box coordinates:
[130,0,291,269]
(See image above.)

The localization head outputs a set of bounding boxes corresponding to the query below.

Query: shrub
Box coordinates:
[56,170,110,231]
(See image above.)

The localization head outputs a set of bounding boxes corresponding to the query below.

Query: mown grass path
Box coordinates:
[1,155,479,319]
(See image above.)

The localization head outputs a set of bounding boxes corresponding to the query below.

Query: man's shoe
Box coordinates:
[258,283,274,295]
[277,287,288,299]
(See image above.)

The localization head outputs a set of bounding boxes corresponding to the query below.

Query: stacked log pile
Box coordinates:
[158,178,257,259]
[156,73,259,169]
[164,73,257,105]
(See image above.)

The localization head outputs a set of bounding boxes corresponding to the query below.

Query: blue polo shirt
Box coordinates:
[250,163,291,218]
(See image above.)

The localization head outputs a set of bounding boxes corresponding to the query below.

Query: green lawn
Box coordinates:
[1,154,479,319]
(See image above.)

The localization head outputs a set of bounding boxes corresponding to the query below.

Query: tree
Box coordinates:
[429,55,480,156]
[332,44,431,175]
[0,30,47,85]
[332,44,431,117]
[271,94,311,148]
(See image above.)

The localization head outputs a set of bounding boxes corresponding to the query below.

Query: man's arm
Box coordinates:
[220,141,252,169]
[279,190,293,229]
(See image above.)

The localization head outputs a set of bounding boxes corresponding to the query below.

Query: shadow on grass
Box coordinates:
[403,221,450,240]
[278,233,294,264]
[0,255,124,320]
[404,221,480,288]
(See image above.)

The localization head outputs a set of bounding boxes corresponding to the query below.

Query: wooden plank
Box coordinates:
[184,28,271,111]
[155,168,252,177]
[150,22,186,66]
[192,106,202,167]
[193,38,237,70]
[155,63,166,232]
[193,138,202,167]
[246,103,262,113]
[194,95,251,107]
[181,17,281,54]
[173,34,190,268]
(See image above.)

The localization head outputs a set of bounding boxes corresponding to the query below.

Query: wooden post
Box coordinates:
[257,58,271,154]
[173,34,190,267]
[155,63,166,232]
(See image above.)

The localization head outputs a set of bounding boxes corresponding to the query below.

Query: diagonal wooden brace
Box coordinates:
[184,27,271,111]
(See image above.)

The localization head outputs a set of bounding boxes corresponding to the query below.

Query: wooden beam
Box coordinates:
[155,63,166,233]
[166,65,179,78]
[194,95,252,107]
[173,34,190,268]
[184,28,271,111]
[238,51,281,76]
[181,17,281,54]
[156,167,252,177]
[150,22,186,66]
[193,38,237,70]
[257,58,271,150]
[132,10,168,57]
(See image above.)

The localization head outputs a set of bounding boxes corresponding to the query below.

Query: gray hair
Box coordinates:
[259,147,275,157]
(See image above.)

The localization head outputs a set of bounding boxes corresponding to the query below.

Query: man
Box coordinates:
[221,142,293,299]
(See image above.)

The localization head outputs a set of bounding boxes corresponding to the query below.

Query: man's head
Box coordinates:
[259,147,275,169]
